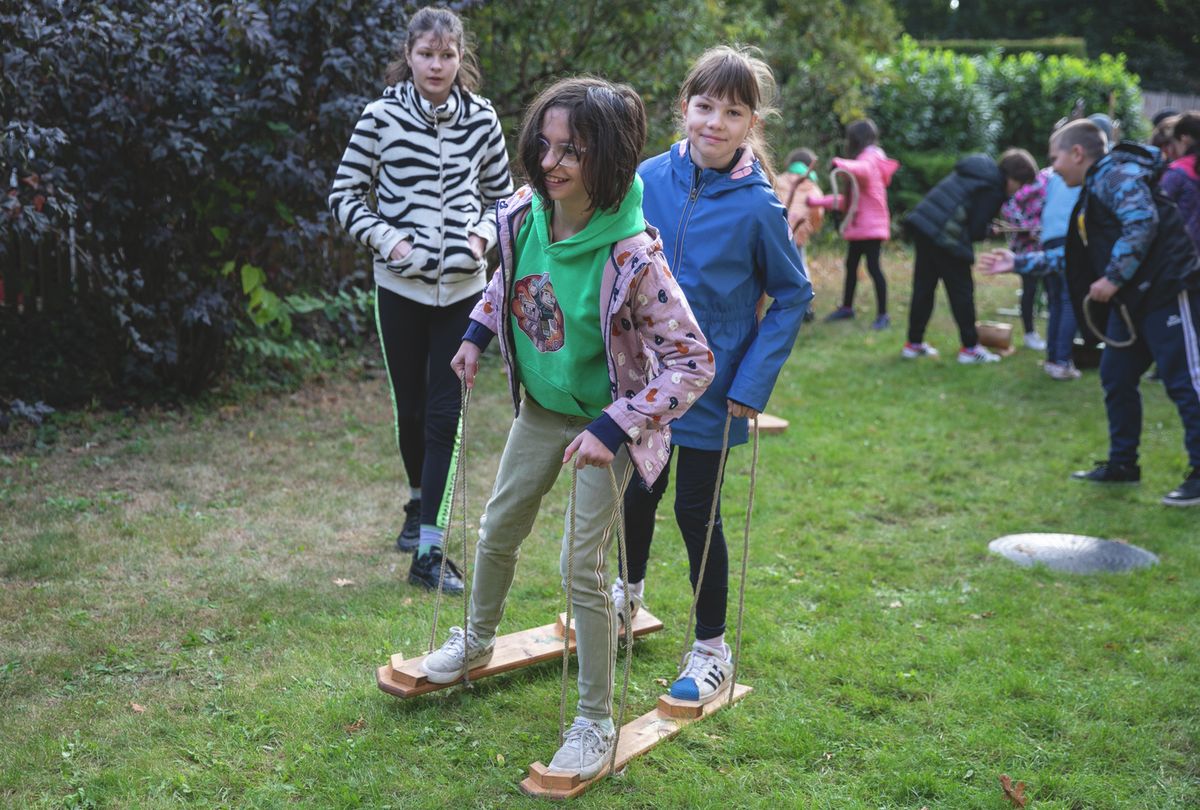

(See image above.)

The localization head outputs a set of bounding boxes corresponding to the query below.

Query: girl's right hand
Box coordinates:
[451,341,481,388]
[389,240,413,262]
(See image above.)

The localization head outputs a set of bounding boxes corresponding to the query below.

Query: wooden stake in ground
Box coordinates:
[375,609,664,699]
[519,683,752,799]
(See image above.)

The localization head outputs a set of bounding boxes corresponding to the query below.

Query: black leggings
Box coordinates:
[1020,273,1041,334]
[622,446,729,641]
[375,285,474,528]
[843,239,887,316]
[906,233,978,348]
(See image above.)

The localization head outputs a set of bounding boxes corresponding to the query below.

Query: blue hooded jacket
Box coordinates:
[638,141,813,450]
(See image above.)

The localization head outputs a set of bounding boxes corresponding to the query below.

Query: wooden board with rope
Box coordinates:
[519,683,753,799]
[375,608,665,699]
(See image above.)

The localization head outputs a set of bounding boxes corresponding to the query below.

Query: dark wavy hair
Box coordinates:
[516,77,647,213]
[1174,111,1200,156]
[998,148,1038,186]
[384,6,480,92]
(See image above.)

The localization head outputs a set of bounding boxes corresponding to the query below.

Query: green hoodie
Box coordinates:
[510,176,646,418]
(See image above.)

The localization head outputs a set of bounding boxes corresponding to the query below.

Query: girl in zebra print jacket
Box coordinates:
[329,7,513,591]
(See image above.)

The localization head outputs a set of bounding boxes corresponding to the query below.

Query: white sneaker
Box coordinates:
[421,626,494,684]
[669,641,733,704]
[1024,331,1047,351]
[611,578,642,619]
[957,345,1001,364]
[902,342,939,359]
[547,717,614,780]
[1044,361,1082,381]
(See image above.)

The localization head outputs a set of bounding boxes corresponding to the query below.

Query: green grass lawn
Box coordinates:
[2,242,1198,808]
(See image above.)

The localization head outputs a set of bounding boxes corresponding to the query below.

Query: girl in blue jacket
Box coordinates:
[618,46,813,704]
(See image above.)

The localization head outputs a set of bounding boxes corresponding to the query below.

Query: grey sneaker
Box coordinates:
[547,717,614,780]
[611,578,642,619]
[421,626,494,684]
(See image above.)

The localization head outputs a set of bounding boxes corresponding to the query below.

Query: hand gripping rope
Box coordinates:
[1081,294,1137,348]
[678,411,760,709]
[427,377,473,686]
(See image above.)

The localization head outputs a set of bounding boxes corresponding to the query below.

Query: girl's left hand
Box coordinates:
[727,399,760,419]
[563,430,614,469]
[468,234,487,261]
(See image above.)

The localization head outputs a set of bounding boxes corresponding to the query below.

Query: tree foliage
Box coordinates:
[893,0,1200,94]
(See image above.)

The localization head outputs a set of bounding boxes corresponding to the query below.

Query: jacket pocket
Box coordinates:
[384,244,429,277]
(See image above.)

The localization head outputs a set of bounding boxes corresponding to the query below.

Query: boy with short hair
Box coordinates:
[902,149,1038,363]
[983,119,1200,506]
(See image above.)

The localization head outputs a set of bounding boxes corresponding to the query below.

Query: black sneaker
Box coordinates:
[1070,460,1141,484]
[395,498,421,552]
[408,547,464,593]
[1162,470,1200,507]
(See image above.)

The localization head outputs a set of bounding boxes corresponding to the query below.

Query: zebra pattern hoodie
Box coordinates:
[329,81,513,306]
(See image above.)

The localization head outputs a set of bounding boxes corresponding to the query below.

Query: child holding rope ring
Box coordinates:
[426,77,713,778]
[808,118,899,329]
[617,46,813,705]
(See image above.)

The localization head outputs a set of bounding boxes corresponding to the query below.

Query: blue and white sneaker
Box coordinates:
[669,641,733,703]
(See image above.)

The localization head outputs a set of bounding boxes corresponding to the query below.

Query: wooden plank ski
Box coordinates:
[519,683,752,799]
[753,413,789,434]
[375,609,663,699]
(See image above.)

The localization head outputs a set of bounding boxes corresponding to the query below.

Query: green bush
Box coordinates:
[983,51,1146,157]
[867,38,1145,218]
[887,149,960,218]
[918,37,1087,59]
[870,37,1002,156]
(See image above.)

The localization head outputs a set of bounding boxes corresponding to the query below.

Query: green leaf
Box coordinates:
[210,226,229,248]
[241,264,266,295]
[274,201,296,225]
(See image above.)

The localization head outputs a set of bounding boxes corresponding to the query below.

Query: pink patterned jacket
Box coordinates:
[468,186,714,485]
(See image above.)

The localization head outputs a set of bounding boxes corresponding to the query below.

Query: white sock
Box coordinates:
[627,579,644,600]
[697,634,727,656]
[410,487,421,501]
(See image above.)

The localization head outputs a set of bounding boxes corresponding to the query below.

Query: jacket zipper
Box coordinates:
[435,111,447,307]
[672,166,705,281]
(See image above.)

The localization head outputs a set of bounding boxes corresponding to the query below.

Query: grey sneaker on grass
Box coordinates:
[421,626,494,683]
[547,717,615,780]
[611,578,642,619]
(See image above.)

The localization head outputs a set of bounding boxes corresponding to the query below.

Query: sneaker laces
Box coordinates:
[438,626,482,660]
[561,717,609,755]
[426,547,463,580]
[678,643,726,684]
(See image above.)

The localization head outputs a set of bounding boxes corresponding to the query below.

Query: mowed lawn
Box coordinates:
[2,242,1198,809]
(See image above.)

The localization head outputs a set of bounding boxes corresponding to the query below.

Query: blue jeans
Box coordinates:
[1045,273,1077,366]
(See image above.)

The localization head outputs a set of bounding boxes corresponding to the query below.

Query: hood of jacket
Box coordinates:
[381,81,472,127]
[668,139,773,197]
[861,145,900,187]
[1167,152,1198,182]
[955,154,1003,186]
[531,175,646,261]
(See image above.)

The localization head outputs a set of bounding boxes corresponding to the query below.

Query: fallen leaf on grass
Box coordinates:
[496,753,505,766]
[969,611,995,620]
[654,678,670,688]
[402,597,413,607]
[130,702,145,713]
[345,717,365,734]
[333,578,355,587]
[999,774,1027,808]
[886,600,903,609]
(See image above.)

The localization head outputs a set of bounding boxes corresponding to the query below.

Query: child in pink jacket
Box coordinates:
[808,119,900,329]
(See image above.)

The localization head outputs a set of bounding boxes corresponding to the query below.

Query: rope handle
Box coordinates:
[727,415,759,706]
[1081,294,1136,348]
[828,166,860,240]
[427,379,473,687]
